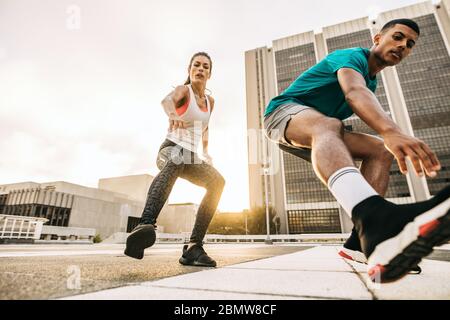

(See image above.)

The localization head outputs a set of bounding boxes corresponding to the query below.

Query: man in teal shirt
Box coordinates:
[264,19,450,284]
[265,47,376,120]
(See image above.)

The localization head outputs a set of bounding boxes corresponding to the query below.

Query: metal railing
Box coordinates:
[153,232,350,244]
[0,214,48,240]
[156,233,186,243]
[204,233,350,243]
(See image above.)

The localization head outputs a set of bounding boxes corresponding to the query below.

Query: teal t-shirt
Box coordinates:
[264,47,377,120]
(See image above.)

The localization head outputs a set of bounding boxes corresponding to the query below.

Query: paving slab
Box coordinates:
[64,246,372,300]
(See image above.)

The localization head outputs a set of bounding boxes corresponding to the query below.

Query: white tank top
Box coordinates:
[166,85,211,153]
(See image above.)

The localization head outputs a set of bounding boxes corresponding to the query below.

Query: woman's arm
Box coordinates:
[162,85,189,130]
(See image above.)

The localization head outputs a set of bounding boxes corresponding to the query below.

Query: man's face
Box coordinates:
[373,24,419,66]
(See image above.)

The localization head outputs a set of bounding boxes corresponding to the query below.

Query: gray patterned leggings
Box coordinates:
[140,139,225,244]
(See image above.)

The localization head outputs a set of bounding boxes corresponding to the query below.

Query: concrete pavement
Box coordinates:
[0,243,309,300]
[1,243,449,300]
[62,245,450,300]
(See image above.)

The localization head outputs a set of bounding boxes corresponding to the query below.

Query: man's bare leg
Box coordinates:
[285,110,392,196]
[339,131,406,266]
[284,109,450,283]
[343,131,393,196]
[285,109,355,183]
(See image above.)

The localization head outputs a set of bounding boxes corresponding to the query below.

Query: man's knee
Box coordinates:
[285,113,344,147]
[370,140,394,164]
[315,118,344,136]
[378,145,395,164]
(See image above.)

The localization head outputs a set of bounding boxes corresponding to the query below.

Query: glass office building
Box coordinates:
[245,1,450,233]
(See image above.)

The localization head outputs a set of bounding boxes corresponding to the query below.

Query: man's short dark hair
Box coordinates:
[380,18,420,36]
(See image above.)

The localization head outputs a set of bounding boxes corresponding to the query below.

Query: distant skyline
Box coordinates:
[0,0,427,211]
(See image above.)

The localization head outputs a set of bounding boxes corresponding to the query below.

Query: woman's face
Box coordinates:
[189,55,211,85]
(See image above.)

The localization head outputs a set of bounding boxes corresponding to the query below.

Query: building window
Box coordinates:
[1,204,71,227]
[395,14,450,196]
[288,209,341,233]
[0,194,7,214]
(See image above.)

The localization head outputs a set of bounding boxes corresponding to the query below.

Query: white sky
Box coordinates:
[0,0,425,211]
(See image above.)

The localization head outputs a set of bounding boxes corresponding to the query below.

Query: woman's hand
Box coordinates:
[169,119,188,131]
[202,153,213,166]
[163,86,189,132]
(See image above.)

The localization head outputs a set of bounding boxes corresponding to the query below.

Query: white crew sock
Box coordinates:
[327,167,378,217]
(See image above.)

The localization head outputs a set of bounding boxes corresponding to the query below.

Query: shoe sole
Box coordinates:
[124,225,156,260]
[338,247,368,264]
[178,257,217,267]
[368,197,450,283]
[339,248,422,274]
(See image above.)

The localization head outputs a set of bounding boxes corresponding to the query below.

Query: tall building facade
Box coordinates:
[245,0,450,234]
[245,47,288,233]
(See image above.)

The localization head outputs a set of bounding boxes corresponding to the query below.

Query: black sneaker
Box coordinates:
[124,224,156,260]
[339,227,422,274]
[339,228,367,263]
[179,244,217,267]
[352,185,450,283]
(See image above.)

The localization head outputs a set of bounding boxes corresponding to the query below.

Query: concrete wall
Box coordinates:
[0,182,40,194]
[68,195,144,240]
[41,225,95,241]
[245,47,288,234]
[436,0,450,52]
[41,181,137,203]
[245,48,264,210]
[1,181,141,204]
[157,203,198,234]
[98,174,154,202]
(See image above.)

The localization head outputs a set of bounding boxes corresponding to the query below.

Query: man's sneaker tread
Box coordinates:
[368,207,450,283]
[338,247,367,264]
[338,246,422,274]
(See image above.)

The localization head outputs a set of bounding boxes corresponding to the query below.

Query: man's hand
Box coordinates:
[382,131,441,178]
[338,68,441,178]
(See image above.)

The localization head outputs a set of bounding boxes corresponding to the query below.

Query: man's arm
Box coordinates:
[337,68,440,177]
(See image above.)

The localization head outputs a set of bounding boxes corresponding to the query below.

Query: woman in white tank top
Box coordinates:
[163,54,214,163]
[125,52,225,268]
[165,84,211,156]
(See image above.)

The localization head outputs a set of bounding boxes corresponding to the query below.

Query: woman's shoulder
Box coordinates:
[174,85,190,94]
[171,85,190,101]
[167,86,189,104]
